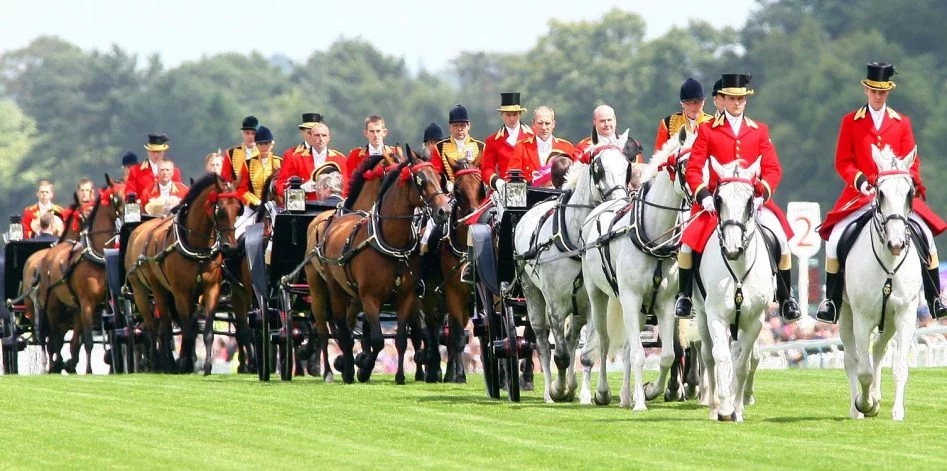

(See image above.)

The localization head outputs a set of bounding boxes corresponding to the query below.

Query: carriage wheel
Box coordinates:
[474,284,501,399]
[257,297,271,382]
[122,299,137,374]
[278,318,294,381]
[103,316,124,374]
[501,304,520,403]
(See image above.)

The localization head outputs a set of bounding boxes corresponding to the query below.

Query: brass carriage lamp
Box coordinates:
[504,169,528,209]
[124,193,141,223]
[285,176,306,213]
[7,215,24,241]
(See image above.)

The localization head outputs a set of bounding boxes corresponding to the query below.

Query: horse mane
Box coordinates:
[57,196,81,244]
[344,154,388,210]
[180,173,221,208]
[376,158,412,203]
[562,162,588,191]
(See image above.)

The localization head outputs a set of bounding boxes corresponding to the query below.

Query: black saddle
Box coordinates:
[837,211,873,269]
[759,224,780,273]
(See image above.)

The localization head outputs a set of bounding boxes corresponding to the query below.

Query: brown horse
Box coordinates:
[39,177,125,373]
[124,174,242,373]
[307,149,450,384]
[303,152,403,381]
[419,164,486,383]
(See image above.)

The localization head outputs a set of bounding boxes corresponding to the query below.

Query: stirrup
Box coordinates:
[780,297,802,323]
[674,295,694,319]
[930,297,947,319]
[815,299,838,324]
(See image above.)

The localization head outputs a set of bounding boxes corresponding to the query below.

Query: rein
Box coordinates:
[867,168,914,332]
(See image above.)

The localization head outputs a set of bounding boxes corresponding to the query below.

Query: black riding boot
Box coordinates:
[815,272,842,324]
[923,267,947,319]
[777,269,801,323]
[674,267,694,319]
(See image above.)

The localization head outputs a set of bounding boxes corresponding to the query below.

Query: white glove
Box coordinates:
[494,177,506,193]
[300,181,318,193]
[858,181,874,196]
[753,197,764,210]
[701,195,715,213]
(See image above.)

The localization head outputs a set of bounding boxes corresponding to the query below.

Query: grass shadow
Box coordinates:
[763,416,849,423]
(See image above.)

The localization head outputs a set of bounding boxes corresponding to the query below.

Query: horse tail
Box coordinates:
[605,297,626,359]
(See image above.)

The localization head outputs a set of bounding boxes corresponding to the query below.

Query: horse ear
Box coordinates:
[902,146,918,169]
[622,137,642,161]
[404,143,414,162]
[677,126,688,146]
[746,156,762,177]
[616,128,630,149]
[105,173,113,187]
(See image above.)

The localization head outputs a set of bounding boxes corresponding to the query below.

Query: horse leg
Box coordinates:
[891,311,915,421]
[394,319,408,385]
[407,308,426,382]
[744,340,761,406]
[564,304,588,402]
[80,301,95,375]
[646,308,678,402]
[522,278,554,402]
[618,290,647,411]
[696,308,718,418]
[65,311,82,374]
[356,296,384,383]
[520,321,536,392]
[666,332,685,402]
[732,318,762,423]
[838,303,863,419]
[589,288,611,406]
[853,313,878,417]
[450,315,468,383]
[708,316,735,420]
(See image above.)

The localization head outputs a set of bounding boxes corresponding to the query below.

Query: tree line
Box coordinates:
[2,0,947,252]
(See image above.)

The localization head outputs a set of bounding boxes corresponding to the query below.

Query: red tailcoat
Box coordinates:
[125,160,183,199]
[508,136,574,184]
[346,145,395,178]
[220,144,258,183]
[481,124,533,187]
[276,146,348,201]
[21,203,66,239]
[818,105,946,239]
[682,115,793,252]
[140,181,189,215]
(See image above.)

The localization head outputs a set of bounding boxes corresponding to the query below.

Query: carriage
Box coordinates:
[1,236,55,373]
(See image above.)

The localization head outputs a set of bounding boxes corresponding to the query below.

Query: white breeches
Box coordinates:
[421,216,436,245]
[235,208,258,239]
[825,203,935,259]
[680,207,788,255]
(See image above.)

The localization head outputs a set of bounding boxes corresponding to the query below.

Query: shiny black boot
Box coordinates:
[815,272,842,324]
[777,269,801,323]
[674,267,694,319]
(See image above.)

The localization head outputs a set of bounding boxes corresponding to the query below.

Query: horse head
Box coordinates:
[871,144,917,256]
[102,173,127,221]
[403,145,451,224]
[583,139,634,202]
[710,156,761,260]
[208,177,243,256]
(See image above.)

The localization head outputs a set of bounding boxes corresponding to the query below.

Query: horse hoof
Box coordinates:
[664,387,684,402]
[684,385,699,401]
[718,412,737,422]
[425,369,442,383]
[333,356,344,373]
[744,394,756,406]
[594,391,611,406]
[579,389,592,405]
[643,382,661,401]
[395,373,405,385]
[414,369,425,382]
[324,372,335,384]
[855,395,881,417]
[521,378,534,392]
[356,367,371,383]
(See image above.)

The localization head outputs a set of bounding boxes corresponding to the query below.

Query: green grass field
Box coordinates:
[1,369,944,469]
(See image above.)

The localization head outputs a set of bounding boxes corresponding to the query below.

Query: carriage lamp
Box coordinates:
[7,215,23,241]
[124,193,141,223]
[285,176,306,213]
[504,169,528,209]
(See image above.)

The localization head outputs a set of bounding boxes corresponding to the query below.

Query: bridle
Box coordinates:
[714,176,759,251]
[587,145,634,201]
[871,169,914,246]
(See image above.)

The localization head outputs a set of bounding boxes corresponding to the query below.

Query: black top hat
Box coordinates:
[241,115,259,131]
[711,79,723,97]
[497,92,527,113]
[863,62,897,90]
[717,73,754,97]
[299,112,324,129]
[449,104,470,123]
[680,78,705,101]
[423,122,444,142]
[144,133,170,151]
[121,151,138,166]
[254,125,274,143]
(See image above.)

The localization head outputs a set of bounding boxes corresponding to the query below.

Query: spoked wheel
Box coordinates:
[474,283,500,399]
[257,304,271,382]
[499,302,520,402]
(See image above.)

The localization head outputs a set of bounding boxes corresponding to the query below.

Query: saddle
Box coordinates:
[836,211,930,272]
[758,225,780,274]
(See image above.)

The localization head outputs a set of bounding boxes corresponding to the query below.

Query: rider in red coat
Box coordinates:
[815,62,947,322]
[675,73,801,322]
[480,93,534,189]
[507,106,574,186]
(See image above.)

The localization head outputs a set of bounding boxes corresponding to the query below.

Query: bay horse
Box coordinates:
[513,135,634,403]
[124,174,242,373]
[303,151,402,382]
[693,157,772,422]
[308,148,451,384]
[839,145,921,420]
[40,176,125,373]
[419,161,487,383]
[16,196,87,371]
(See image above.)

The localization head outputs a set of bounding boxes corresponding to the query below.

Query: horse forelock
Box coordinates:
[563,161,589,190]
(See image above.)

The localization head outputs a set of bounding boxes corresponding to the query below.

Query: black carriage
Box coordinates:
[467,171,559,401]
[1,236,56,374]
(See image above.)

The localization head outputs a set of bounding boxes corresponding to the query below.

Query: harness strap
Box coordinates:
[869,218,911,333]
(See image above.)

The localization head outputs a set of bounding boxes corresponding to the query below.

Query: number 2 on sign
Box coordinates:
[794,216,817,247]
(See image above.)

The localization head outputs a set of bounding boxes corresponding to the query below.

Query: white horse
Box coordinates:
[579,131,695,409]
[513,131,633,403]
[839,145,921,421]
[694,157,773,422]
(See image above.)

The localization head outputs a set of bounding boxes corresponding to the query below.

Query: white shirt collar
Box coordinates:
[869,103,887,131]
[38,202,52,213]
[725,111,743,135]
[453,137,467,149]
[596,132,616,144]
[158,181,172,195]
[368,142,385,155]
[505,124,520,146]
[312,147,327,166]
[536,135,553,164]
[149,159,160,175]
